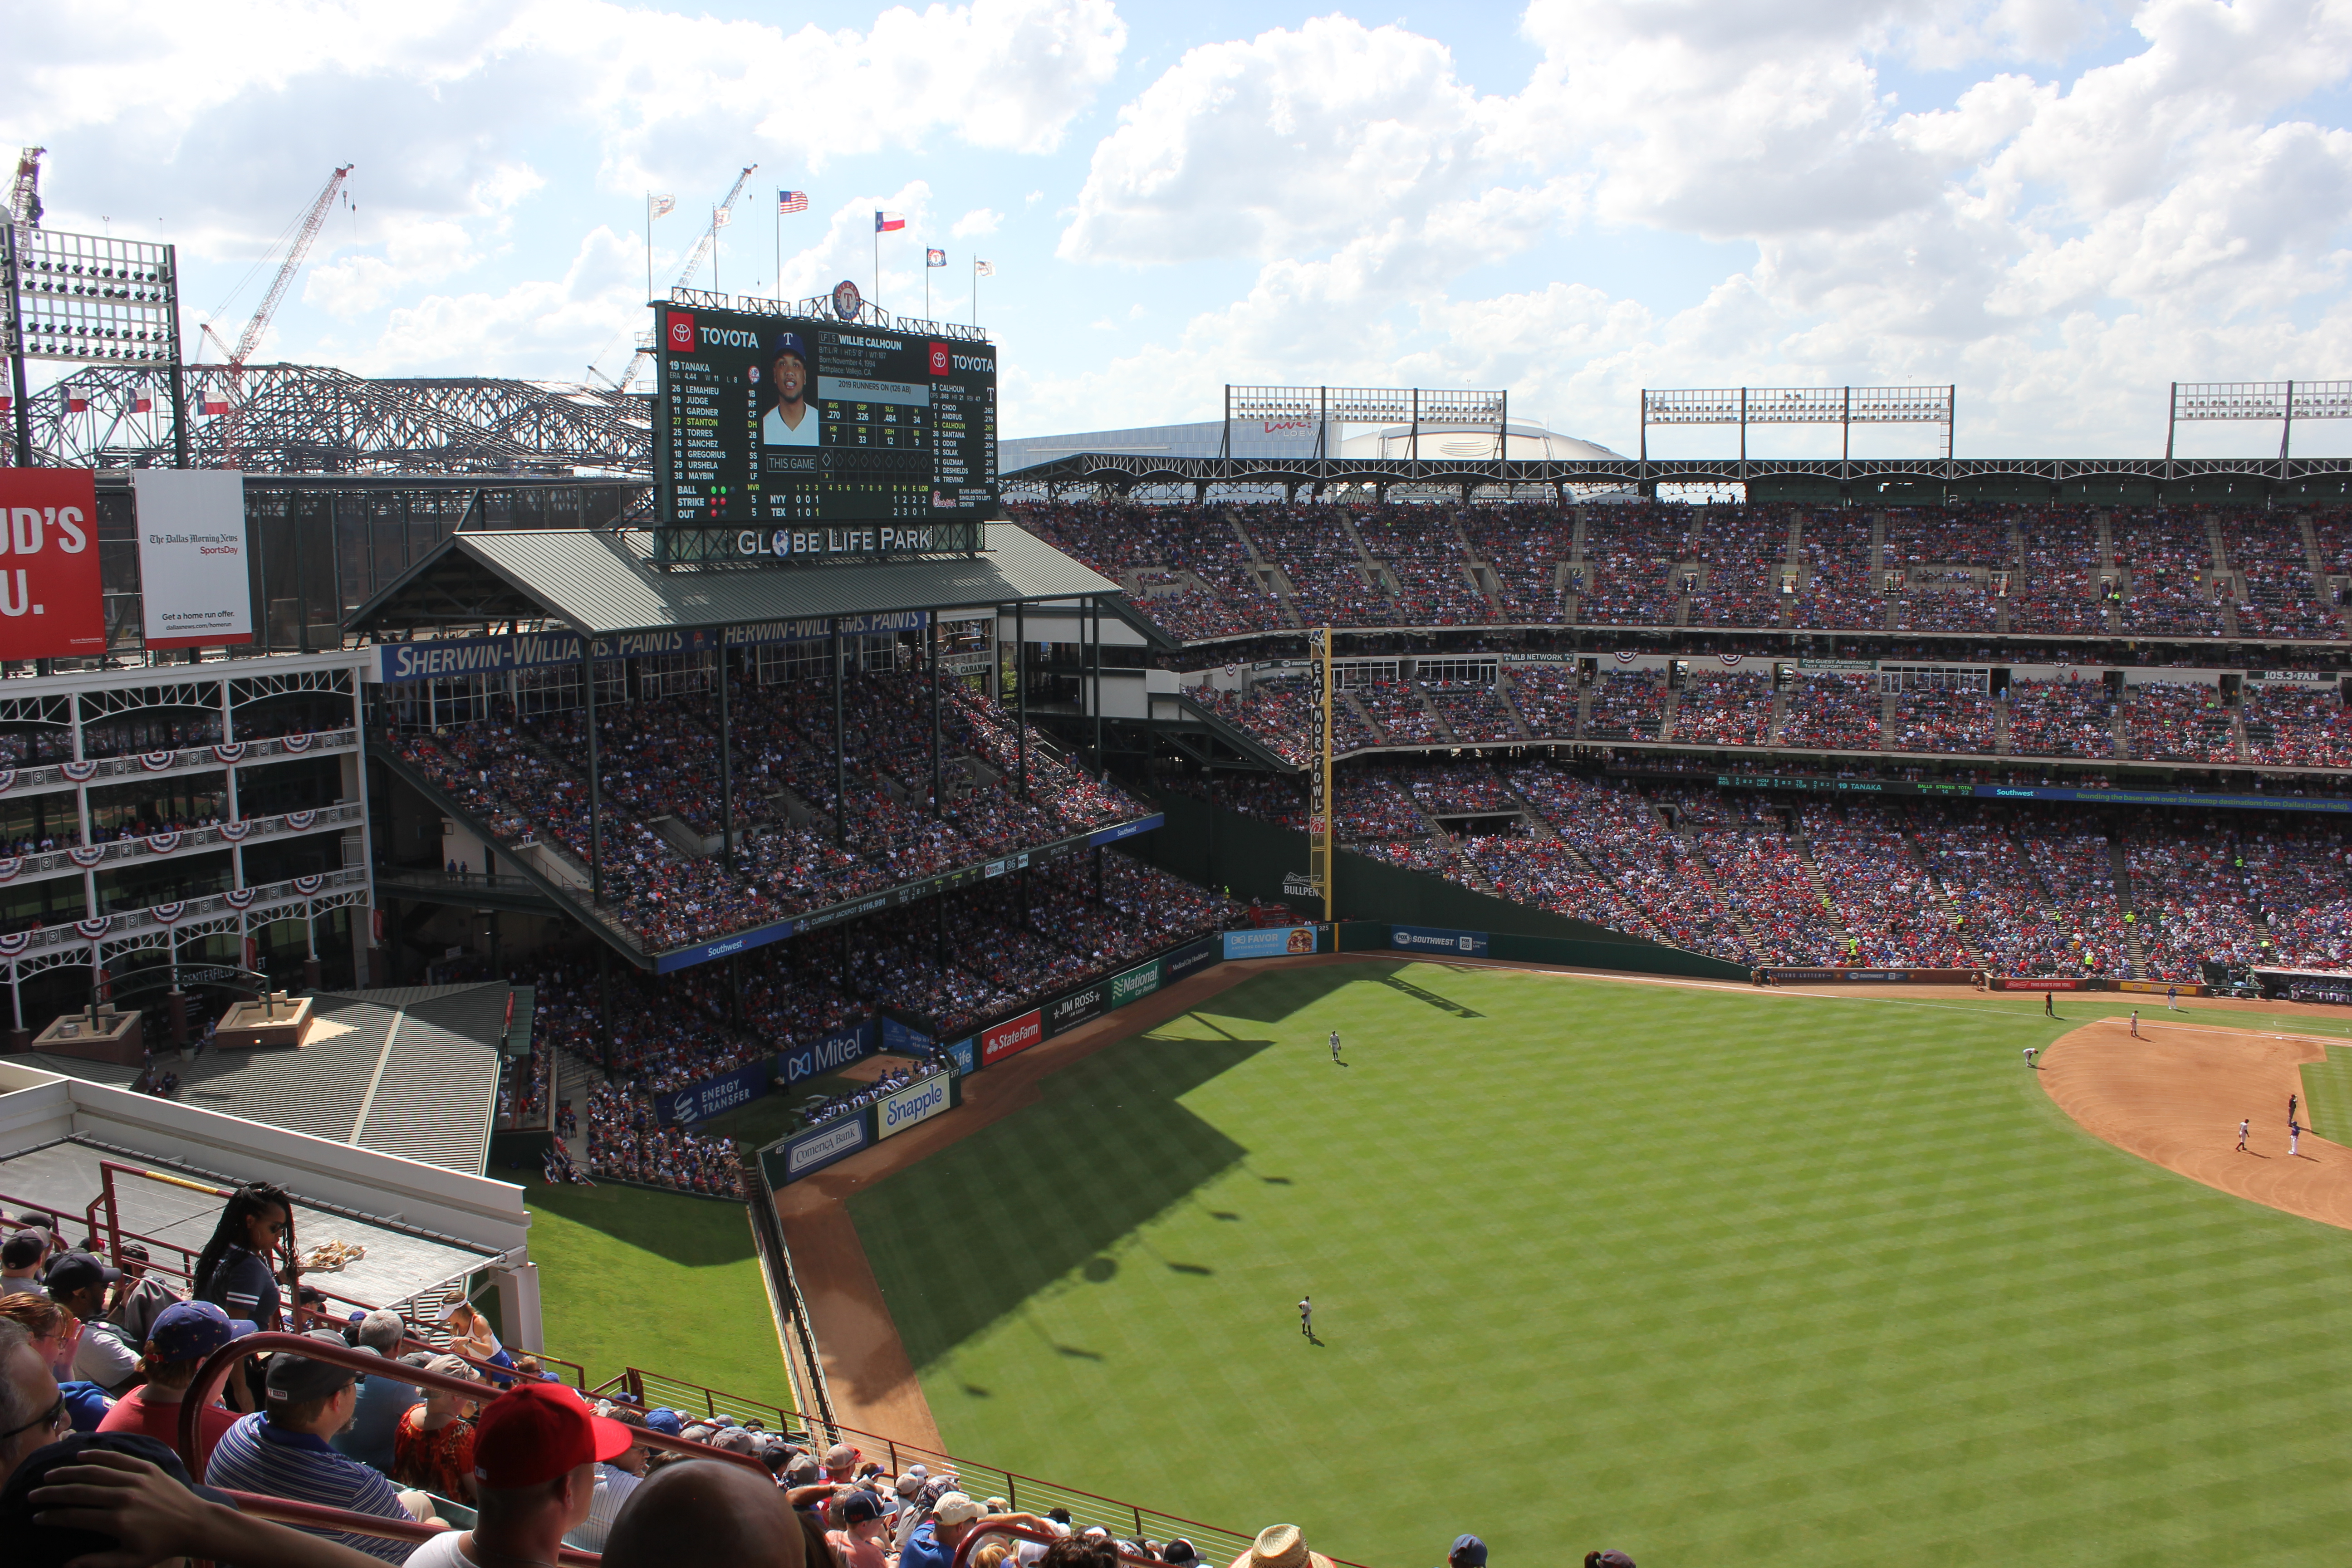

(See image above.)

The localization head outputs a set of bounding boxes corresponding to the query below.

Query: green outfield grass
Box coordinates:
[525,1182,790,1409]
[848,968,2352,1568]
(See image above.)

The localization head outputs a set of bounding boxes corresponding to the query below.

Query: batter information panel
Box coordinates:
[653,304,997,530]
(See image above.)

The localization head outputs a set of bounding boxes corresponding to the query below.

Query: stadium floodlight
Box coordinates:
[1640,384,1955,470]
[2166,380,2352,475]
[1221,384,1509,462]
[3,225,187,465]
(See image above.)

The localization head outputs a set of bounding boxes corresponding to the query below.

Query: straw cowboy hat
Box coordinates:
[1230,1525,1336,1568]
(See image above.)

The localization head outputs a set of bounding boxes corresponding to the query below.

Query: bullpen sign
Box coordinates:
[0,469,104,661]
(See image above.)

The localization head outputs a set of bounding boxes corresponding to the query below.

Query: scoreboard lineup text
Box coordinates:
[653,304,997,533]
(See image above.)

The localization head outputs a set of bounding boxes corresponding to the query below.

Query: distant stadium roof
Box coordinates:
[999,417,1620,473]
[350,522,1118,639]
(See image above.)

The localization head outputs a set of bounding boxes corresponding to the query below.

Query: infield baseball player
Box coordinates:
[2291,1119,2303,1157]
[2129,1010,2142,1039]
[2236,1119,2249,1152]
[2022,1046,2037,1068]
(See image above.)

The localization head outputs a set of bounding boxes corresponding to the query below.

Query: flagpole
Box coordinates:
[925,252,931,322]
[644,192,652,308]
[873,225,879,311]
[774,198,780,303]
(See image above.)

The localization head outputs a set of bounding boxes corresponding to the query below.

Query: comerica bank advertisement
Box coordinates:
[655,304,997,527]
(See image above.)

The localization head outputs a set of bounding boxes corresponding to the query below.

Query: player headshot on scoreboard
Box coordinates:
[762,330,820,446]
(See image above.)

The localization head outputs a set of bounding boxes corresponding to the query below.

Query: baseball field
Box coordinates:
[846,962,2352,1567]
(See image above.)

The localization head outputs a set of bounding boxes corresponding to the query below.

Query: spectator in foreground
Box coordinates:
[44,1254,139,1396]
[392,1354,481,1504]
[1442,1536,1487,1568]
[0,1228,46,1295]
[0,1294,107,1433]
[1584,1554,1636,1568]
[95,1300,252,1450]
[334,1309,417,1472]
[900,1492,989,1568]
[600,1455,810,1568]
[1232,1524,1337,1568]
[0,1320,67,1488]
[828,1485,895,1568]
[104,1242,182,1343]
[565,1404,649,1553]
[23,1441,404,1568]
[401,1381,632,1568]
[203,1328,442,1563]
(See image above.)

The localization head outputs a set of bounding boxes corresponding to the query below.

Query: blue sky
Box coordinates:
[13,0,2352,457]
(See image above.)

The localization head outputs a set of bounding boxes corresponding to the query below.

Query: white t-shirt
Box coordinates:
[763,403,819,445]
[70,1319,142,1391]
[401,1530,479,1568]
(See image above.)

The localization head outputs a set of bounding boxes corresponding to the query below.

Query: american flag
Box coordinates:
[778,190,807,214]
[974,260,995,278]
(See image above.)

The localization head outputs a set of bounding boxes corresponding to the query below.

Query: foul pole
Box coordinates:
[1308,628,1334,922]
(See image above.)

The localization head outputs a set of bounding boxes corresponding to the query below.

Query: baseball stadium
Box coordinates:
[8,179,2352,1568]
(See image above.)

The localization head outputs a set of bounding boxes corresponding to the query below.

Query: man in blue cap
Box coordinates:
[1443,1534,1487,1568]
[95,1300,253,1450]
[763,333,819,446]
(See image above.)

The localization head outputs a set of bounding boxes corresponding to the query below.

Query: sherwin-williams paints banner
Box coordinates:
[131,470,252,648]
[0,468,104,661]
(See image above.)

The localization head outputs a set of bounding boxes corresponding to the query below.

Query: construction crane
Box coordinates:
[614,163,757,391]
[202,164,353,466]
[7,147,43,231]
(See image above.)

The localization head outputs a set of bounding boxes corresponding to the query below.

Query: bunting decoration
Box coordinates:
[139,752,176,772]
[0,770,18,794]
[62,761,98,783]
[0,860,20,883]
[294,874,323,895]
[224,888,257,910]
[152,902,185,925]
[0,932,31,957]
[220,819,254,842]
[282,734,314,753]
[1720,653,1744,666]
[67,846,107,867]
[1613,651,1638,664]
[145,832,181,855]
[213,743,246,764]
[75,916,112,939]
[285,810,318,831]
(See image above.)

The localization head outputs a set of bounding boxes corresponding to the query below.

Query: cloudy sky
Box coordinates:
[12,0,2352,458]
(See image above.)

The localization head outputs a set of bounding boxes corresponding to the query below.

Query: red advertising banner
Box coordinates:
[980,1008,1042,1065]
[0,469,106,661]
[1989,976,2094,992]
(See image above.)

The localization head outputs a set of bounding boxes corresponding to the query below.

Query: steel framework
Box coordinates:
[1640,384,1955,474]
[2166,380,2352,476]
[1220,384,1507,462]
[26,364,652,474]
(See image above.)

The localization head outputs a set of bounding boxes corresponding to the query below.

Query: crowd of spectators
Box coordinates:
[1352,679,1441,744]
[2112,513,2224,638]
[1506,664,1580,737]
[2009,510,2106,634]
[2004,678,2116,757]
[1792,513,1882,630]
[1423,679,1521,741]
[1009,501,1277,639]
[1670,669,1773,745]
[1884,686,1997,754]
[1915,805,2125,973]
[1688,508,1785,629]
[1582,670,1668,740]
[1775,673,1880,750]
[1230,506,1396,626]
[1460,505,1569,621]
[1575,508,1690,626]
[2224,515,2341,641]
[1358,507,1493,624]
[2240,682,2352,767]
[2122,681,2239,763]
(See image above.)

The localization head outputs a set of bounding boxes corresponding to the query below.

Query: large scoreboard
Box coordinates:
[651,301,997,554]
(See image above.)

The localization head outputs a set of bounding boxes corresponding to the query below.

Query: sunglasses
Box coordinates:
[0,1393,68,1444]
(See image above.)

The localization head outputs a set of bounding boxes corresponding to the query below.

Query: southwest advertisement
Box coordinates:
[131,470,253,648]
[0,468,105,661]
[1390,924,1490,958]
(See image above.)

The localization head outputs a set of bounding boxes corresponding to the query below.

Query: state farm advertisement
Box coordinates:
[981,1008,1042,1065]
[0,469,105,661]
[131,470,252,648]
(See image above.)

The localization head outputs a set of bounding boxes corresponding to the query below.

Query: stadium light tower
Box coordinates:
[2166,380,2352,481]
[1639,384,1955,487]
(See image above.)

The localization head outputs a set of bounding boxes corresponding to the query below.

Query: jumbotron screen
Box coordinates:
[652,303,998,528]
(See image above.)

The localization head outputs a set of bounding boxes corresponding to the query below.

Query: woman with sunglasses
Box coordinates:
[191,1183,297,1411]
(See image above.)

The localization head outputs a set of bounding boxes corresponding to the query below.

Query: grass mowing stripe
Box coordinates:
[526,1183,791,1408]
[851,964,2352,1568]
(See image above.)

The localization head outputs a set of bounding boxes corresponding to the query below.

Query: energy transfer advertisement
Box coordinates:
[131,470,252,648]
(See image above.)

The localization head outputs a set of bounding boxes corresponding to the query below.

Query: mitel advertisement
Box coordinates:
[1162,935,1219,985]
[1224,926,1319,960]
[131,470,251,648]
[875,1072,958,1141]
[981,1008,1042,1065]
[1390,924,1489,958]
[0,467,105,661]
[1046,981,1107,1038]
[778,1019,877,1088]
[659,1058,769,1127]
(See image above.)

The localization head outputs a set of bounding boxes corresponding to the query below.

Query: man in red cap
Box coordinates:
[403,1382,634,1568]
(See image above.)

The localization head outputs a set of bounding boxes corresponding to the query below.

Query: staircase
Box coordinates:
[2108,691,2134,760]
[1766,686,1791,745]
[2108,836,2148,979]
[1225,509,1305,629]
[1659,687,1683,742]
[1454,514,1511,622]
[2094,510,2120,633]
[1786,814,1861,952]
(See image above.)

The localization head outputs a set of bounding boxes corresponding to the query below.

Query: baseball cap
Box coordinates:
[823,1442,858,1468]
[894,1465,930,1498]
[471,1382,635,1490]
[147,1301,255,1364]
[933,1493,984,1528]
[772,332,811,367]
[1165,1541,1199,1566]
[710,1428,760,1456]
[642,1408,684,1436]
[2,1230,43,1269]
[0,1431,237,1568]
[266,1329,363,1405]
[1588,1555,1635,1568]
[838,1491,887,1526]
[1450,1537,1488,1567]
[41,1254,119,1296]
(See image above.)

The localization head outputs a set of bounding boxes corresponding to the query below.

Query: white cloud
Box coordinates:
[953,207,1002,237]
[354,225,644,376]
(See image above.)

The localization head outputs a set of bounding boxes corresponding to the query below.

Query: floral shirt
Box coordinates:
[393,1407,477,1501]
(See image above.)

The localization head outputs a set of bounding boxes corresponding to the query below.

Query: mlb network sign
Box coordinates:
[875,1072,956,1141]
[1390,924,1490,958]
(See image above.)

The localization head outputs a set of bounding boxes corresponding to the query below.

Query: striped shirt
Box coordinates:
[205,1411,418,1563]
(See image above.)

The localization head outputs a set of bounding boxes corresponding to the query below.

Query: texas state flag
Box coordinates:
[874,211,905,232]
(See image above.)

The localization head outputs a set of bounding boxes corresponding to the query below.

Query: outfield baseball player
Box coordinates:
[2044,992,2056,1019]
[1329,1029,1342,1064]
[1298,1296,1312,1338]
[2237,1119,2249,1152]
[2022,1046,2037,1068]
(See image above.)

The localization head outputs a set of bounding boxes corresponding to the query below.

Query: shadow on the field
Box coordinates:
[1207,961,1387,1022]
[1379,971,1484,1019]
[849,1032,1271,1375]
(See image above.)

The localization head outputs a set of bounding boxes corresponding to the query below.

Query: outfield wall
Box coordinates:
[1133,785,1745,981]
